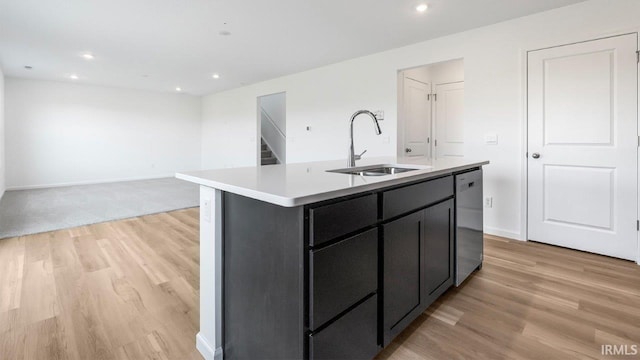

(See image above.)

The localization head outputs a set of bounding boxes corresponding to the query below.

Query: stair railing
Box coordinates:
[260,108,286,164]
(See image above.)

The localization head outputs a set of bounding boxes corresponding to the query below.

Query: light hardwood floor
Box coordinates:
[1,209,639,359]
[0,208,203,360]
[377,235,640,360]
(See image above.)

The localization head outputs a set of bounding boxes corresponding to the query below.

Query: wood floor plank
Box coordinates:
[0,236,25,313]
[24,233,52,264]
[53,268,115,360]
[23,316,78,360]
[20,259,59,326]
[72,234,110,273]
[0,319,26,360]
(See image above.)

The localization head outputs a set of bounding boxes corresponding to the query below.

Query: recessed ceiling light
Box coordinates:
[212,73,220,79]
[69,74,79,80]
[175,87,182,92]
[416,3,428,12]
[82,53,95,60]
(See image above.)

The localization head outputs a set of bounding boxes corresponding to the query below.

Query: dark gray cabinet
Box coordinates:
[307,194,380,360]
[310,228,378,330]
[383,211,423,345]
[309,193,377,246]
[382,178,455,346]
[424,199,455,304]
[223,192,305,360]
[309,295,379,360]
[382,175,453,219]
[222,172,475,360]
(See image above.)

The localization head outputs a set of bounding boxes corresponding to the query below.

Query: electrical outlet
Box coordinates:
[485,196,493,208]
[202,198,212,222]
[374,110,384,121]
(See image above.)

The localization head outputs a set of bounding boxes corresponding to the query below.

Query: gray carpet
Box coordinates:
[0,177,199,239]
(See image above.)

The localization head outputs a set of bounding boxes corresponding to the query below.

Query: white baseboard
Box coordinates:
[6,173,177,191]
[484,226,523,241]
[196,333,223,360]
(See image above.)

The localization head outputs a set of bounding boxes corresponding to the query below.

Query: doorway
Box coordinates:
[527,33,638,261]
[397,59,464,159]
[257,92,286,166]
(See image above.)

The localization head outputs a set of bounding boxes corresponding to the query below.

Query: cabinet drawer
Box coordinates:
[310,228,378,330]
[309,295,379,360]
[382,176,453,220]
[309,194,377,246]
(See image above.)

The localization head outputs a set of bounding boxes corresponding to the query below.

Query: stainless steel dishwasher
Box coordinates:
[455,169,483,286]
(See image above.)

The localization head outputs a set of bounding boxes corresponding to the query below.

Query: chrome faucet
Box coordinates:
[348,110,382,167]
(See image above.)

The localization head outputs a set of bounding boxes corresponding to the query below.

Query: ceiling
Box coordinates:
[0,0,586,95]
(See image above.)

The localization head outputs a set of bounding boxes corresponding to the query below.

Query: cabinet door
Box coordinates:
[423,199,454,305]
[383,211,423,345]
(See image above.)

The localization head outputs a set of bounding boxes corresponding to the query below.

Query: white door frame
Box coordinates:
[521,31,640,265]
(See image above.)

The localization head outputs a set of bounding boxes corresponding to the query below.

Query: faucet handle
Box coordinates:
[355,149,367,160]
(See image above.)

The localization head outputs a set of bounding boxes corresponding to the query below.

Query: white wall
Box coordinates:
[5,78,202,189]
[0,66,5,199]
[200,0,640,240]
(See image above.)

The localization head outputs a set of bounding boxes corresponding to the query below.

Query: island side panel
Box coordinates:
[223,192,305,359]
[197,186,224,360]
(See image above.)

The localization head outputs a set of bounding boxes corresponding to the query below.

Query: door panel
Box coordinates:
[544,50,614,145]
[424,199,454,301]
[402,77,431,157]
[527,34,638,260]
[434,82,465,158]
[543,165,614,230]
[383,211,422,344]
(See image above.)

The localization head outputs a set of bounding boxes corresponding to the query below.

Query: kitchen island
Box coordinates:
[176,156,489,360]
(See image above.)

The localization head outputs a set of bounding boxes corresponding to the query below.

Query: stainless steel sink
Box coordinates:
[327,164,430,176]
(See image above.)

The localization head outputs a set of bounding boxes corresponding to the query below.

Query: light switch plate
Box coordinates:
[374,110,384,121]
[485,133,498,145]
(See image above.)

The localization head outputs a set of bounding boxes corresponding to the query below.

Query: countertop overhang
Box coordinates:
[176,157,489,207]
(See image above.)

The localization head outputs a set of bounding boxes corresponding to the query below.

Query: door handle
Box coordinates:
[405,148,412,153]
[531,153,541,159]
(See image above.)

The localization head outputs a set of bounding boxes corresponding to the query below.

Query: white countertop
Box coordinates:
[176,157,489,207]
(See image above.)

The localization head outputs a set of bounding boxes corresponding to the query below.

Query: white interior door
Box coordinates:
[402,77,431,157]
[527,34,638,261]
[434,82,465,158]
